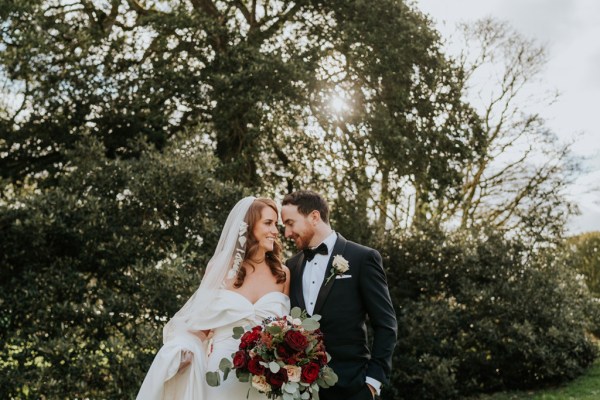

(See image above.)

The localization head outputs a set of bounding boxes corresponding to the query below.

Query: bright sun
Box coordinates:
[329,94,349,114]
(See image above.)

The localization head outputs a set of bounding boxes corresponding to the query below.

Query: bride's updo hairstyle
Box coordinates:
[233,198,285,288]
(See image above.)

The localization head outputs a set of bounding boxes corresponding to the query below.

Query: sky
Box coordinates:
[414,0,600,234]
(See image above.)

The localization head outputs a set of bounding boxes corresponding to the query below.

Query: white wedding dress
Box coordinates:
[137,289,290,400]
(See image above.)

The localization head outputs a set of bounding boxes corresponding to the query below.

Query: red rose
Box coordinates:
[247,356,265,375]
[266,368,288,389]
[301,362,320,383]
[284,330,308,351]
[252,325,263,333]
[276,343,291,358]
[232,350,248,369]
[240,330,260,349]
[285,356,298,365]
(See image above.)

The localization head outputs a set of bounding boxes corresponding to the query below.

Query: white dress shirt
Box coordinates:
[301,231,382,395]
[302,231,337,315]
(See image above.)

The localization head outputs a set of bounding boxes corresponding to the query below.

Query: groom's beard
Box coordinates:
[293,230,315,251]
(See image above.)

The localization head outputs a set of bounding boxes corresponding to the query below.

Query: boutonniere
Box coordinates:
[325,255,350,285]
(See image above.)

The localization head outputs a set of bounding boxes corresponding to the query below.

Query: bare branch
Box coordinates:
[188,0,221,19]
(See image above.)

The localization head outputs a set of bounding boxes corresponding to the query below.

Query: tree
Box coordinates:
[0,0,482,201]
[432,19,577,242]
[565,232,600,297]
[0,0,320,186]
[286,1,484,236]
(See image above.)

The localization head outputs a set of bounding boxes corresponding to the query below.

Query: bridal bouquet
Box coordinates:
[206,307,338,399]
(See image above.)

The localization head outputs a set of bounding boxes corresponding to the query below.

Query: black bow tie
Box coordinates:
[303,243,328,262]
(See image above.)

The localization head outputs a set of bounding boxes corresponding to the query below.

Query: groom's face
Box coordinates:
[281,204,315,250]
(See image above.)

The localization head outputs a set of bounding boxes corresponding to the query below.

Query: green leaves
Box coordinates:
[205,371,220,387]
[383,224,598,399]
[219,358,233,381]
[290,307,303,319]
[321,366,338,387]
[266,325,282,335]
[232,326,245,339]
[0,137,244,398]
[301,318,320,332]
[206,358,234,386]
[236,368,250,382]
[268,361,280,373]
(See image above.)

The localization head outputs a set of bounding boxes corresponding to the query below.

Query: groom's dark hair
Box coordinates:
[282,190,330,223]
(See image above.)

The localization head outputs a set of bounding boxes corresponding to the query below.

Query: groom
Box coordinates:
[282,191,397,400]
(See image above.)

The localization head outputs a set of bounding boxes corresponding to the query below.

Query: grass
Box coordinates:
[469,361,600,399]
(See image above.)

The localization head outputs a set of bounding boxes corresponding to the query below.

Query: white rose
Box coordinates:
[283,365,302,383]
[252,375,271,393]
[332,255,349,273]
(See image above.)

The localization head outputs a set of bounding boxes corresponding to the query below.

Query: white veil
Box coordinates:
[162,196,256,343]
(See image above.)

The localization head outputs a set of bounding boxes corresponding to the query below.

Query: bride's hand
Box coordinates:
[177,350,193,373]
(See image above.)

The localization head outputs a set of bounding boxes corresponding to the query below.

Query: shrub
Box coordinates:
[381,225,598,399]
[0,138,244,399]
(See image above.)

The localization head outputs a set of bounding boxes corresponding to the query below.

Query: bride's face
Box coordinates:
[252,206,279,253]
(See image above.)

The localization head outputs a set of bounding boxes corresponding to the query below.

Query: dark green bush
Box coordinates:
[381,226,598,400]
[0,138,244,399]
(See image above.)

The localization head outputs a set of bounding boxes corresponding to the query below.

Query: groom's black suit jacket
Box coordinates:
[286,233,397,399]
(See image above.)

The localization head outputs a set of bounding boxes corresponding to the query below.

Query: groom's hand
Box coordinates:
[367,383,376,398]
[177,350,193,373]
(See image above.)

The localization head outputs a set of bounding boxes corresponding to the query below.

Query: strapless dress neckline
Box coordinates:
[221,289,289,306]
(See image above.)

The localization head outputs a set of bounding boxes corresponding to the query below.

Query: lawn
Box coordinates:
[470,361,600,399]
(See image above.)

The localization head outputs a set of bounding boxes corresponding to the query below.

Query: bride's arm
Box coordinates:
[177,350,193,373]
[176,329,212,373]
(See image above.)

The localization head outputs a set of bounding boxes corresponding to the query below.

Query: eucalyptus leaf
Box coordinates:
[267,325,282,335]
[205,371,220,387]
[236,369,250,382]
[219,358,233,372]
[324,373,337,386]
[311,314,322,322]
[283,393,294,400]
[284,382,299,393]
[301,318,320,331]
[290,307,302,319]
[232,326,245,339]
[269,361,281,373]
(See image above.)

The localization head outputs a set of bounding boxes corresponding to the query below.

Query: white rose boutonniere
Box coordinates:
[325,255,350,285]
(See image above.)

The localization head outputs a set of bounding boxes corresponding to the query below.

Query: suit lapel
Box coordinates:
[292,253,307,311]
[313,233,347,315]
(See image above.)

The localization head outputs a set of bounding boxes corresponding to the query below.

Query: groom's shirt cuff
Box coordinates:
[366,376,382,395]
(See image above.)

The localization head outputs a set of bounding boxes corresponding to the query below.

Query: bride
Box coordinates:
[137,197,291,399]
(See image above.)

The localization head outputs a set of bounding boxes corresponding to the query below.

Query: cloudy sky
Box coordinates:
[414,0,600,234]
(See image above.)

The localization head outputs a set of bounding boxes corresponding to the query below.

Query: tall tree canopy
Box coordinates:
[1,0,481,206]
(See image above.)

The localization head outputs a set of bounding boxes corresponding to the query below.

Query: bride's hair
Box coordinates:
[233,198,285,288]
